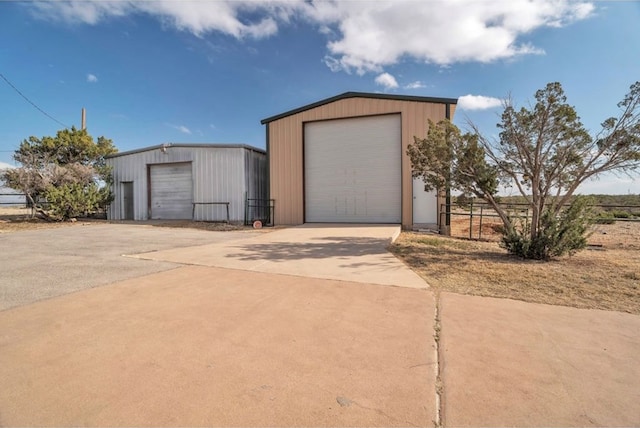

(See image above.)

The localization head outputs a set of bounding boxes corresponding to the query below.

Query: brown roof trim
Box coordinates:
[260,91,458,124]
[106,143,266,159]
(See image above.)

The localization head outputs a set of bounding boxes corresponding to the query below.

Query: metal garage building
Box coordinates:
[106,144,267,222]
[261,92,457,229]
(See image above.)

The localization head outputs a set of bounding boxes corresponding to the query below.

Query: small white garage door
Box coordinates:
[304,114,401,223]
[150,162,193,219]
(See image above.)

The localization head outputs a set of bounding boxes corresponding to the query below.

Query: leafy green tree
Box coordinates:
[1,127,117,220]
[408,81,640,260]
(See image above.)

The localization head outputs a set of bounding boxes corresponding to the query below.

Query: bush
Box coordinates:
[44,183,110,220]
[595,212,616,224]
[610,210,633,219]
[501,197,594,260]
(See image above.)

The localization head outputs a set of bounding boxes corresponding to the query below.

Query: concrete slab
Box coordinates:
[0,224,259,310]
[131,224,428,289]
[0,266,437,427]
[439,292,640,427]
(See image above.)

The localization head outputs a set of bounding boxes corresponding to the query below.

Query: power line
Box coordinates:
[0,72,70,128]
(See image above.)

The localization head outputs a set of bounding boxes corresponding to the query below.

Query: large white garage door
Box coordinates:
[304,114,401,223]
[150,162,193,219]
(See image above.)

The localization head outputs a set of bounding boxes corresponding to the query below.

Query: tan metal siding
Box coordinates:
[449,104,457,121]
[268,98,452,227]
[268,121,303,225]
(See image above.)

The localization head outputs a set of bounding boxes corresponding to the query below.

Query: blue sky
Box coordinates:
[1,0,638,194]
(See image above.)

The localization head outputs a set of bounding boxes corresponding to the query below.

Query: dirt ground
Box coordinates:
[0,207,253,233]
[0,207,79,232]
[449,212,640,249]
[391,221,640,314]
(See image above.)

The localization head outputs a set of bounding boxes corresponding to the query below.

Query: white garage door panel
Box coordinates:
[150,163,193,219]
[305,114,401,223]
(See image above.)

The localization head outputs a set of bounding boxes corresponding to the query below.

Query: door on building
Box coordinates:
[149,162,193,219]
[121,181,134,220]
[412,177,438,224]
[304,114,402,223]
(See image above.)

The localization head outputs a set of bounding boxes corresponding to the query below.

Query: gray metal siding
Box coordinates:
[150,162,193,219]
[192,148,245,222]
[245,149,268,201]
[107,146,267,222]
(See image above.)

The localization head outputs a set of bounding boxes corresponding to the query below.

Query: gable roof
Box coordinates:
[260,91,458,124]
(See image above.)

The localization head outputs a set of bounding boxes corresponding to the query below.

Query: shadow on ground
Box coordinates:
[226,236,389,262]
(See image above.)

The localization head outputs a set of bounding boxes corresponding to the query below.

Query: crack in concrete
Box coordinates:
[348,397,420,427]
[433,292,444,428]
[409,362,435,369]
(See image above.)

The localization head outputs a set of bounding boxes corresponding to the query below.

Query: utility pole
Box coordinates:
[81,108,86,130]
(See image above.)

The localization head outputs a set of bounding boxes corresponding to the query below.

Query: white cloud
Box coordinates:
[86,73,98,83]
[315,0,579,73]
[28,0,130,25]
[167,124,192,134]
[30,0,594,72]
[374,72,398,90]
[405,81,426,89]
[30,0,291,39]
[0,161,15,171]
[458,94,503,111]
[318,25,333,36]
[323,56,344,73]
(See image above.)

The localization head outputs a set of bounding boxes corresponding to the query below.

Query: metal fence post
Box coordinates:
[479,206,484,240]
[469,198,474,239]
[244,192,247,226]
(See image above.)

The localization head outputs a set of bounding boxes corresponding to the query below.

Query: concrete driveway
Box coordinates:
[0,265,437,426]
[131,224,427,288]
[0,224,261,311]
[439,293,640,427]
[0,223,437,426]
[1,223,639,426]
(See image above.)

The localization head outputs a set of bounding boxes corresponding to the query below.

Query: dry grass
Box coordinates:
[390,222,640,314]
[449,212,504,240]
[0,207,84,233]
[449,209,640,250]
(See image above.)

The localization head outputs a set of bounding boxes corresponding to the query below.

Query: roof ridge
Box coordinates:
[261,91,457,124]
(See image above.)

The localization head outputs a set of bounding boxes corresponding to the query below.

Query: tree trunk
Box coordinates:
[482,193,513,234]
[530,174,542,241]
[25,193,37,218]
